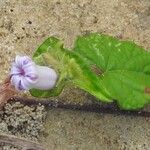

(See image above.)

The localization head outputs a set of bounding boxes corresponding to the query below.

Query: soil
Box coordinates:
[0,101,46,150]
[0,0,150,150]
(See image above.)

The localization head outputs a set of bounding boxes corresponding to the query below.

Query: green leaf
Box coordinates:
[65,51,112,102]
[30,36,111,101]
[74,33,150,110]
[33,37,62,58]
[30,37,68,98]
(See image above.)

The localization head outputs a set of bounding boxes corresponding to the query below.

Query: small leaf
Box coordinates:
[33,37,63,58]
[30,37,67,98]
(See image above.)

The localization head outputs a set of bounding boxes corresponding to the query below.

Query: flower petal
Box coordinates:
[19,77,31,90]
[10,75,22,91]
[10,62,20,76]
[15,55,22,68]
[22,56,32,66]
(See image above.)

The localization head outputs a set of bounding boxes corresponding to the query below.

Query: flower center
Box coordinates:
[20,68,25,76]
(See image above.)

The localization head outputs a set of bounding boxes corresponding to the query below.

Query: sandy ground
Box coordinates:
[0,0,150,149]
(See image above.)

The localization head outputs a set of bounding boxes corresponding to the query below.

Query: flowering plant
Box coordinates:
[9,33,150,110]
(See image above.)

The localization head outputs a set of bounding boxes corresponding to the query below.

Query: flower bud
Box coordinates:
[10,55,57,91]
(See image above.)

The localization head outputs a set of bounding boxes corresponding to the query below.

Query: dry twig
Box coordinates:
[0,133,46,150]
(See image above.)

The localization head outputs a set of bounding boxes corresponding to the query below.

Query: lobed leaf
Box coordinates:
[74,33,150,109]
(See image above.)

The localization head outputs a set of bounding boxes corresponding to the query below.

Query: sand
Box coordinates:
[0,0,150,149]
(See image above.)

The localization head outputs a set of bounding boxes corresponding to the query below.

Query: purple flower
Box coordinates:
[10,55,57,91]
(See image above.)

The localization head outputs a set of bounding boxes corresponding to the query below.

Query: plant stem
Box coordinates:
[11,97,150,117]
